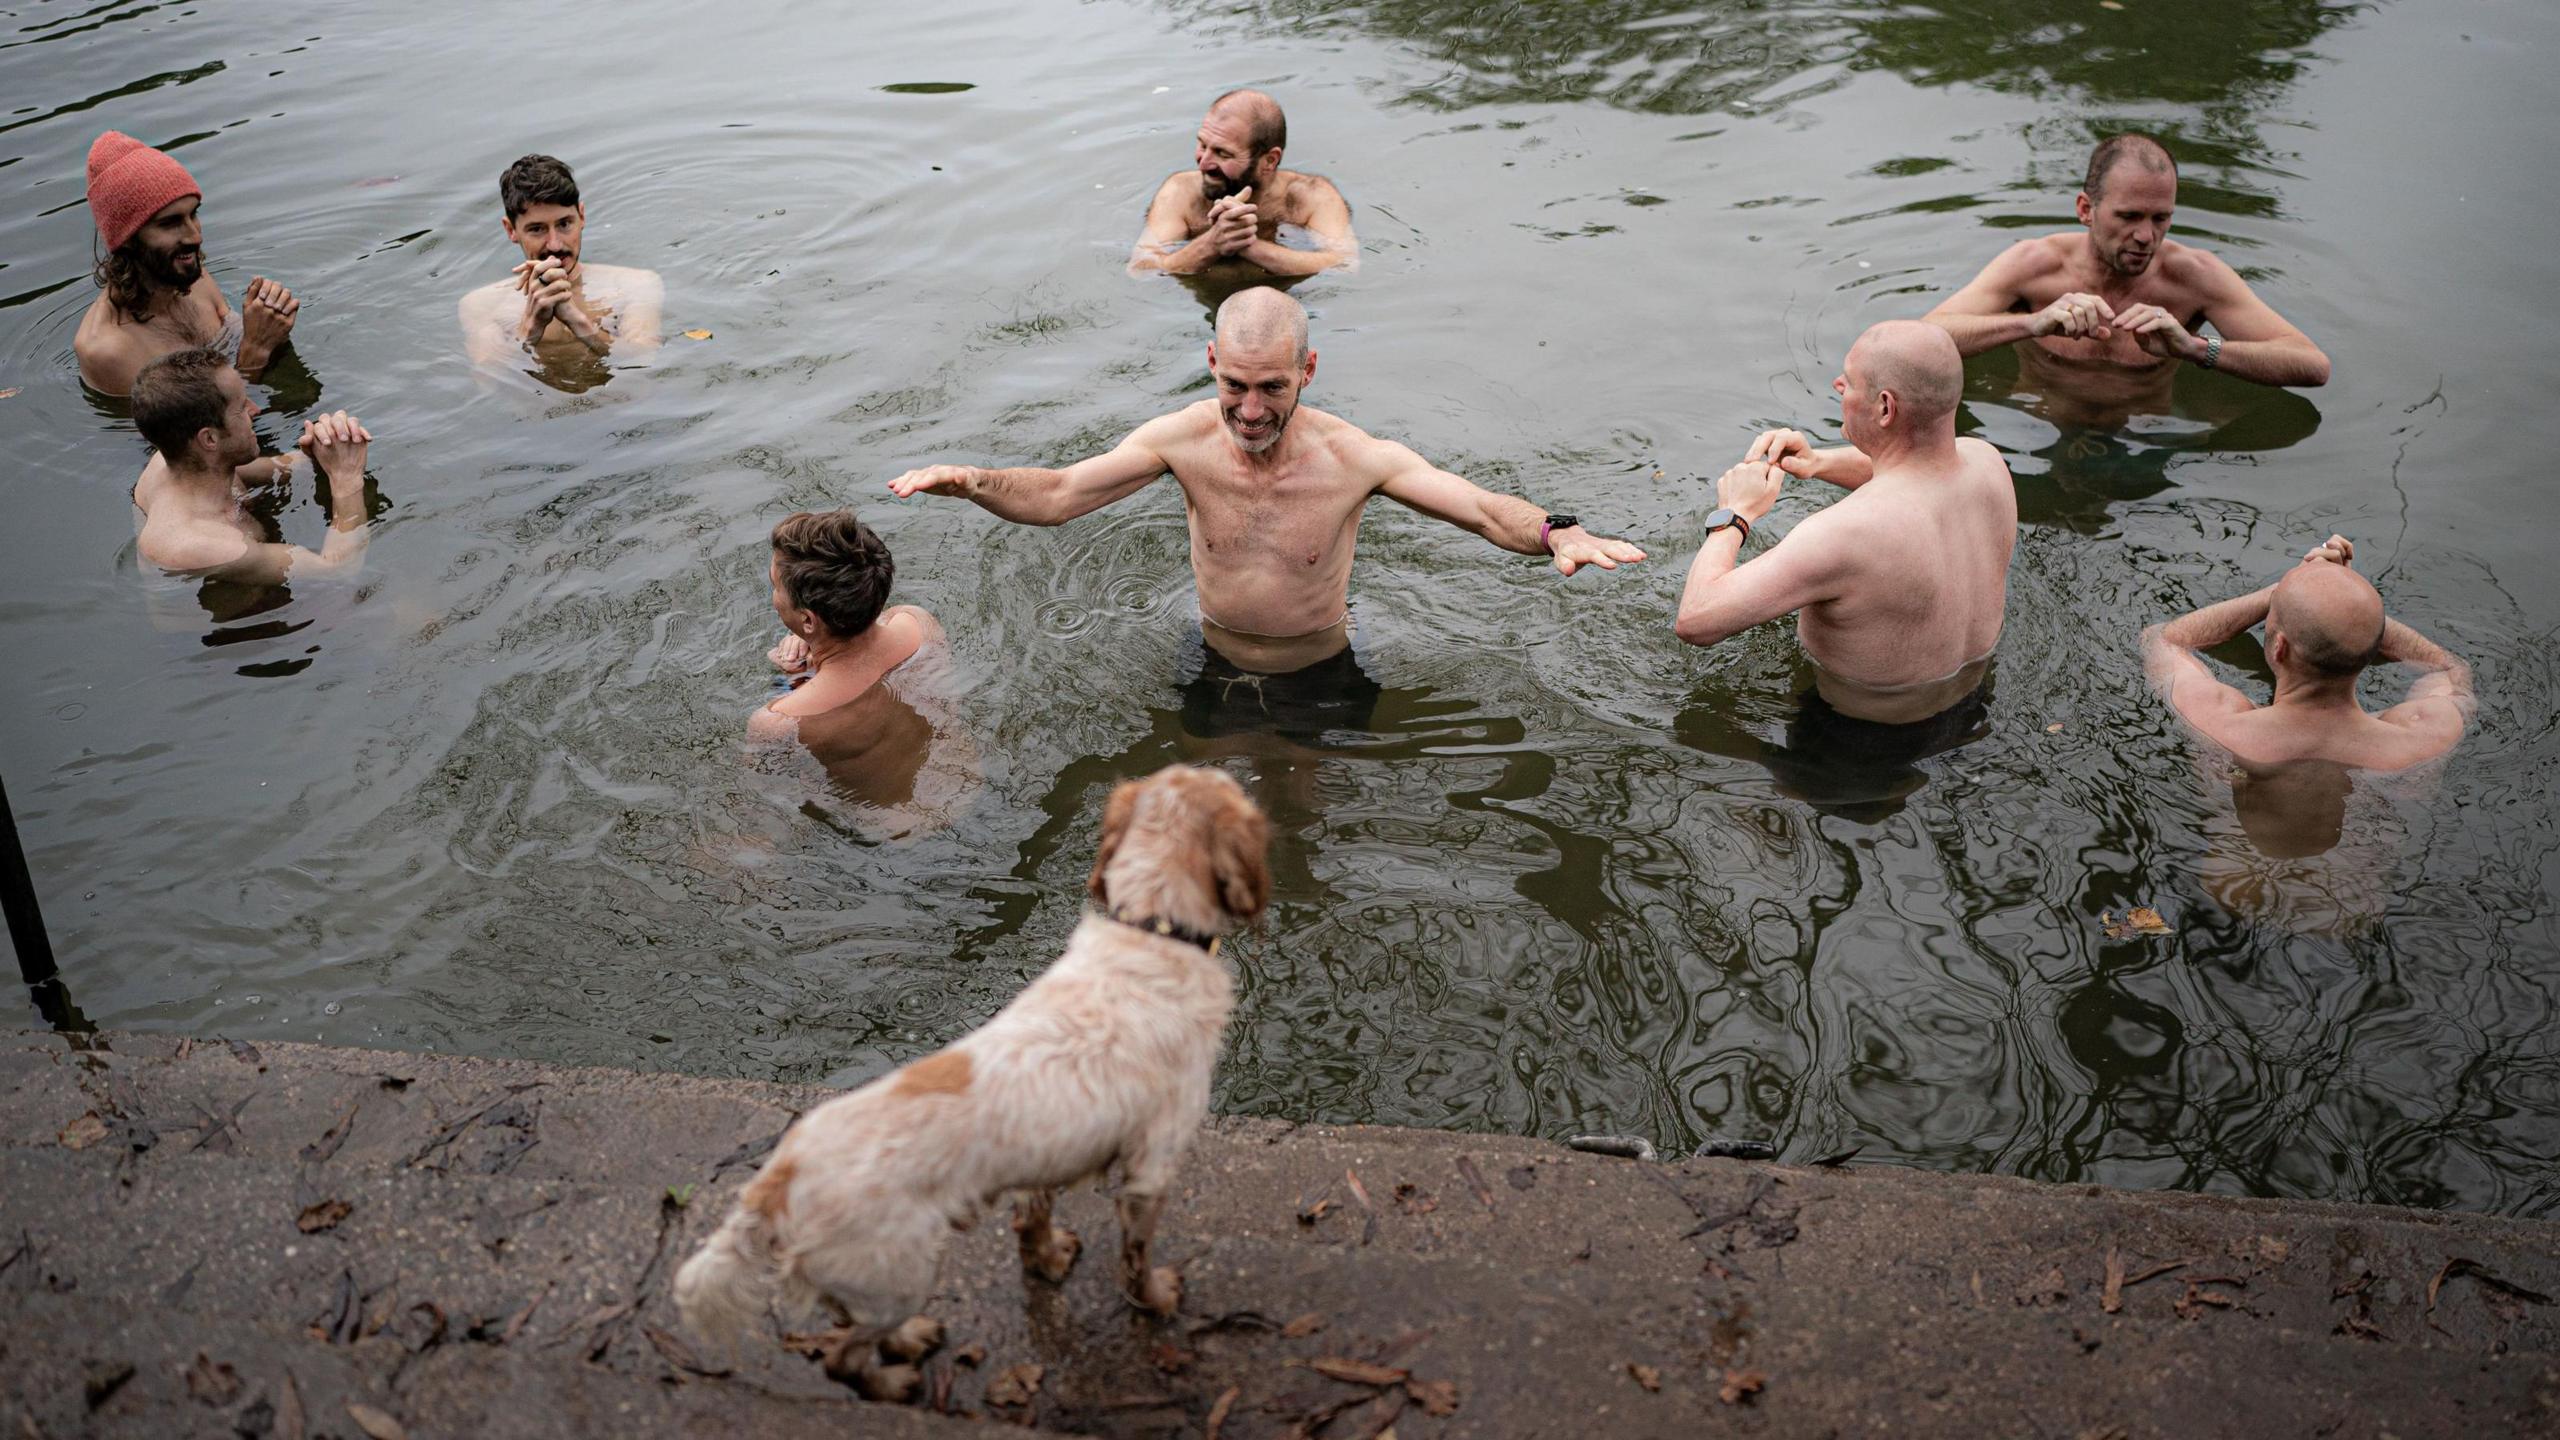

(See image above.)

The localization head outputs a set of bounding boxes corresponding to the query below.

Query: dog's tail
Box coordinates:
[674,1192,786,1350]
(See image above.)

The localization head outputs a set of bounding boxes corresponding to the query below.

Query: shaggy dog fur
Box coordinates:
[674,763,1269,1393]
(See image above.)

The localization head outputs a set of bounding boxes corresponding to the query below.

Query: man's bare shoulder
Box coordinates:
[1278,169,1347,211]
[2153,240,2244,295]
[582,263,664,294]
[1990,231,2079,278]
[75,296,152,389]
[137,512,250,577]
[459,281,515,320]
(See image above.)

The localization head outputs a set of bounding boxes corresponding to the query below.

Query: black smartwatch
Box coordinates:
[1702,507,1751,543]
[1539,513,1580,553]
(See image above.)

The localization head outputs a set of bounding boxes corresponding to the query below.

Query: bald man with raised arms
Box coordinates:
[1130,89,1356,278]
[889,286,1640,676]
[1676,321,2017,726]
[2143,535,2472,772]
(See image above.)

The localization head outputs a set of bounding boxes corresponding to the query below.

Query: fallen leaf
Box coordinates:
[1309,1356,1409,1387]
[345,1401,408,1440]
[951,1342,986,1368]
[1454,1155,1497,1212]
[0,387,21,400]
[1392,1182,1437,1215]
[1296,1196,1335,1226]
[59,1112,108,1150]
[185,1353,242,1406]
[644,1323,731,1376]
[1282,1312,1325,1338]
[682,328,713,340]
[2099,1,2124,9]
[1149,1341,1193,1374]
[2427,1256,2554,1318]
[1405,1378,1460,1416]
[2018,1265,2069,1307]
[2258,1235,2290,1266]
[1204,1385,1240,1440]
[297,1199,354,1234]
[1343,1168,1373,1211]
[2100,907,2173,939]
[1809,1146,1862,1168]
[277,1369,306,1440]
[2102,1247,2125,1313]
[83,1359,134,1410]
[1718,1368,1766,1405]
[1627,1362,1662,1391]
[302,1103,361,1163]
[2045,722,2065,733]
[986,1362,1044,1407]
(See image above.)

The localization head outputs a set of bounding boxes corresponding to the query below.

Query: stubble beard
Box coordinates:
[1225,405,1289,455]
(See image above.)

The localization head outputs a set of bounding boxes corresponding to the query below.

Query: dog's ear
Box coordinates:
[1206,787,1272,922]
[1088,781,1142,905]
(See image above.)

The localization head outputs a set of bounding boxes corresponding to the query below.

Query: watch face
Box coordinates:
[1544,514,1578,530]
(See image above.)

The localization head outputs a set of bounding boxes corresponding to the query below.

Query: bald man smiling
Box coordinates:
[1677,320,2018,725]
[1130,89,1356,278]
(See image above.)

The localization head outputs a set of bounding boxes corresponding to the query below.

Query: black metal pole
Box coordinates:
[1,771,59,987]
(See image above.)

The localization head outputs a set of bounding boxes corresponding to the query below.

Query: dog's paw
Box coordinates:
[1024,1222,1082,1284]
[1132,1264,1183,1317]
[881,1315,945,1363]
[854,1361,923,1404]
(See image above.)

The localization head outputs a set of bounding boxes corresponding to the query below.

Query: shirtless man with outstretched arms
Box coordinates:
[129,347,375,586]
[888,287,1637,673]
[1676,321,2016,725]
[1130,90,1356,278]
[1924,135,2328,399]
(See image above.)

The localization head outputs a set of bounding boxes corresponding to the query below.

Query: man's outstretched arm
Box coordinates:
[1372,441,1644,575]
[2111,253,2330,388]
[887,416,1177,526]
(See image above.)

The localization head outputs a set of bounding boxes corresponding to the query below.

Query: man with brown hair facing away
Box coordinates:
[74,132,300,398]
[128,348,375,586]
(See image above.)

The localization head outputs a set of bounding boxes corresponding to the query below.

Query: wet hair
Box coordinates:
[2084,134,2176,203]
[771,510,895,638]
[500,154,580,220]
[1212,89,1287,158]
[92,243,157,323]
[130,346,231,462]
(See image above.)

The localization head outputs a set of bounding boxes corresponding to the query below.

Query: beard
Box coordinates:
[1201,165,1253,203]
[2105,244,2155,278]
[141,242,202,290]
[1223,403,1291,455]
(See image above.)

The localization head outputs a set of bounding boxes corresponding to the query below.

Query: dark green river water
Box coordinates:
[3,0,2555,1216]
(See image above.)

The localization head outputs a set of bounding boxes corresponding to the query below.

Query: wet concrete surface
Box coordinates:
[2,1029,2554,1437]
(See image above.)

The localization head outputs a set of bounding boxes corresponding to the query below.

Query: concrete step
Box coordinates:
[4,1030,2557,1437]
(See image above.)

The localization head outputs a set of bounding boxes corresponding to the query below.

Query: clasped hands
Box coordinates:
[514,257,596,339]
[1203,187,1259,258]
[2030,291,2210,363]
[1705,427,1828,528]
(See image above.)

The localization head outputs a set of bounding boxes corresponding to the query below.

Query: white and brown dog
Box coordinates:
[675,763,1270,1395]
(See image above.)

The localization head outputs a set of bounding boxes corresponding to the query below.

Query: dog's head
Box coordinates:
[1087,764,1271,933]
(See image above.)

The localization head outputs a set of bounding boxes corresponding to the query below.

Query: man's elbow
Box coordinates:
[1674,610,1735,648]
[2296,347,2332,387]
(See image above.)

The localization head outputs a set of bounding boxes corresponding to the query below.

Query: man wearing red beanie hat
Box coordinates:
[74,131,302,397]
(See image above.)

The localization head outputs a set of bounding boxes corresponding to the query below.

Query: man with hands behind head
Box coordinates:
[129,347,376,586]
[1924,134,2328,397]
[1130,90,1356,278]
[1676,320,2017,726]
[461,154,662,367]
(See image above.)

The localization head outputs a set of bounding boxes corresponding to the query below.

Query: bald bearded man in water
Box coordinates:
[1130,89,1356,277]
[888,286,1640,675]
[1924,135,2329,407]
[1676,321,2016,725]
[2143,535,2472,772]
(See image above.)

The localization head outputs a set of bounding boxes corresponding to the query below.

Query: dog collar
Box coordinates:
[1102,907,1223,955]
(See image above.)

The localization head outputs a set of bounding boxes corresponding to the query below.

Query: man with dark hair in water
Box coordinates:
[2143,535,2471,772]
[1924,133,2329,395]
[1130,89,1356,277]
[460,153,662,366]
[128,347,376,585]
[73,132,300,398]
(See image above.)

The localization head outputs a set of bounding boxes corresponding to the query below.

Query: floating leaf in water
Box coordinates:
[2100,1,2125,8]
[2045,722,2065,733]
[681,329,713,340]
[0,388,20,400]
[880,81,975,94]
[2101,907,2172,939]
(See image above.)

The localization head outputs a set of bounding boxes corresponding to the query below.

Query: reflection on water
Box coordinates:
[3,0,2557,1221]
[1677,660,1993,826]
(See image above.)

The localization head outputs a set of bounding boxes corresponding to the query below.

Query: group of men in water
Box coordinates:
[79,88,2472,837]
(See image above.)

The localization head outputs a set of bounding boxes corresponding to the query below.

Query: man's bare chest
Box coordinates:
[1180,469,1365,562]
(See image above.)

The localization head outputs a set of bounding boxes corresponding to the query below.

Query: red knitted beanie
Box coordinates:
[86,131,201,252]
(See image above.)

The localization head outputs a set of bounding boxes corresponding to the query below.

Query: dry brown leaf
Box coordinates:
[184,1353,242,1406]
[643,1323,730,1377]
[1281,1312,1325,1338]
[2099,1,2124,9]
[681,328,713,340]
[1204,1385,1240,1440]
[1309,1356,1410,1387]
[1343,1168,1374,1211]
[297,1199,353,1234]
[2257,1235,2290,1265]
[277,1370,306,1440]
[1149,1341,1193,1374]
[59,1112,109,1150]
[951,1341,986,1368]
[2102,906,2173,939]
[1392,1182,1437,1215]
[1627,1362,1662,1391]
[2102,1246,2125,1313]
[1297,1196,1335,1225]
[1405,1378,1459,1416]
[1718,1368,1766,1405]
[986,1362,1044,1407]
[345,1402,408,1440]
